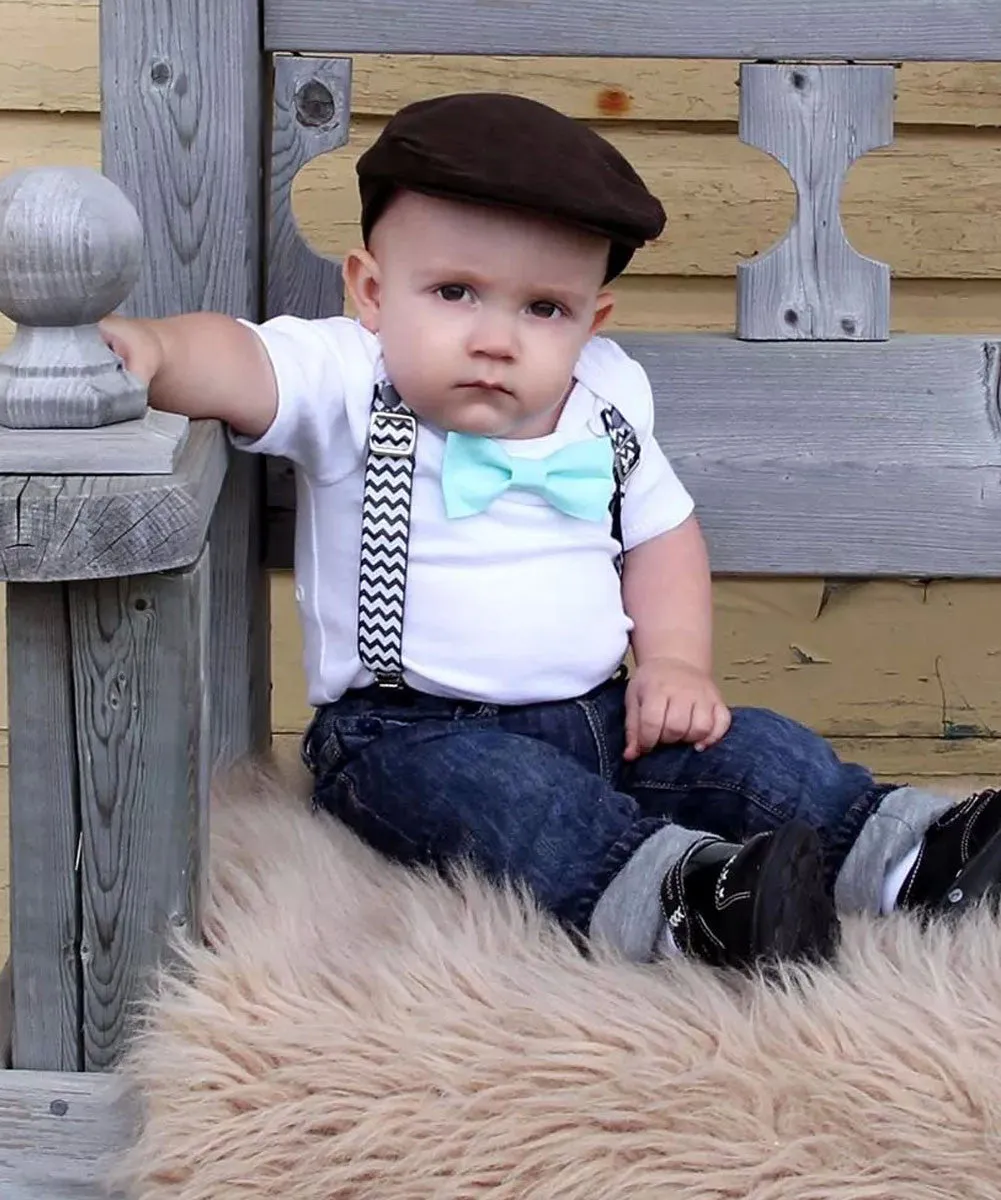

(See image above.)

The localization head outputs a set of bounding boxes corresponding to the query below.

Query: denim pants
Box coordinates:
[303,674,953,958]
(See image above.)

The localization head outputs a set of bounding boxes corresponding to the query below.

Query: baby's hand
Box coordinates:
[623,657,731,761]
[99,315,163,384]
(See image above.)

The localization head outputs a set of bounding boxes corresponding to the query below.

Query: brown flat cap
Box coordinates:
[356,92,665,281]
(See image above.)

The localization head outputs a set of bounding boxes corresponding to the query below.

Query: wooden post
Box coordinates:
[736,64,895,341]
[100,0,270,765]
[0,166,229,1072]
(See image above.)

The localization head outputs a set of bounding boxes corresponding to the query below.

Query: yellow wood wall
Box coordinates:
[3,2,1001,961]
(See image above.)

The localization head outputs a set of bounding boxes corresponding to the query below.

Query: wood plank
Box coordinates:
[344,57,1001,129]
[736,64,893,341]
[267,54,350,320]
[1,957,11,1067]
[0,1069,138,1200]
[626,333,1001,576]
[267,572,1001,743]
[102,0,269,767]
[69,550,210,1071]
[265,0,1001,60]
[5,0,1001,128]
[0,420,227,583]
[6,583,79,1072]
[7,111,1001,282]
[290,118,1001,280]
[208,451,271,767]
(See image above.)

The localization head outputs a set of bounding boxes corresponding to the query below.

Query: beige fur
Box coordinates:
[115,761,1001,1199]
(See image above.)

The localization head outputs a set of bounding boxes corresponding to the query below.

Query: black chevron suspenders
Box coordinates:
[356,382,641,689]
[357,383,419,687]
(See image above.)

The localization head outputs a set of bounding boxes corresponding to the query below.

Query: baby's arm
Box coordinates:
[101,313,277,438]
[620,515,731,758]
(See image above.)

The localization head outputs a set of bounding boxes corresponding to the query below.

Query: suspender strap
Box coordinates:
[356,389,641,688]
[601,403,642,572]
[357,383,418,688]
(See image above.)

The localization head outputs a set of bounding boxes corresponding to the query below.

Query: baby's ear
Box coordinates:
[590,291,615,335]
[344,247,382,331]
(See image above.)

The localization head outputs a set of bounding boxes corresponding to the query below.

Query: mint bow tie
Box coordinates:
[441,432,615,521]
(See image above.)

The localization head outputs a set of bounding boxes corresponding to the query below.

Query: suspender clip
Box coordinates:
[368,410,417,458]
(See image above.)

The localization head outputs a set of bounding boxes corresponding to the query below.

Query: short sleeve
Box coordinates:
[617,357,695,550]
[229,315,375,483]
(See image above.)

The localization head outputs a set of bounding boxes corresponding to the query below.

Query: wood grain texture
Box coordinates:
[101,0,269,767]
[0,410,189,476]
[0,1069,137,1199]
[0,419,227,583]
[6,583,79,1071]
[268,55,350,320]
[289,118,1001,280]
[8,112,1001,283]
[622,334,1001,576]
[265,0,1001,60]
[6,1,1001,128]
[736,65,893,341]
[1,957,11,1067]
[208,451,271,767]
[0,166,147,428]
[70,550,209,1071]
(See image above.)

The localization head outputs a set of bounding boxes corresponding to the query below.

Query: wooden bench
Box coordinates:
[2,0,1001,1195]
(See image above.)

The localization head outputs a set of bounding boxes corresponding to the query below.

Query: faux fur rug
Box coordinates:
[114,761,1001,1199]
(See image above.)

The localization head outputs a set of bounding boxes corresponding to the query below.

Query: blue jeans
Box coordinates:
[303,673,894,933]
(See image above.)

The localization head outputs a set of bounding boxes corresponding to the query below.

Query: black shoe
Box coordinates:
[659,820,840,971]
[897,789,1001,917]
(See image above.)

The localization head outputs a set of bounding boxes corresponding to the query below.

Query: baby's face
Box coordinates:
[346,192,614,439]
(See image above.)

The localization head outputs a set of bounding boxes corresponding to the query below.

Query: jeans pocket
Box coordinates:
[573,696,614,783]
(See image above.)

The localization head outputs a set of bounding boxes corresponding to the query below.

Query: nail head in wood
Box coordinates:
[0,165,148,428]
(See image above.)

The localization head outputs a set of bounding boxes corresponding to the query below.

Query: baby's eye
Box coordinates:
[436,284,471,303]
[528,300,565,319]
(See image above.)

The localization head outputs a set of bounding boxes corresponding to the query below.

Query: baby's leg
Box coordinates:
[305,702,836,969]
[625,705,1001,920]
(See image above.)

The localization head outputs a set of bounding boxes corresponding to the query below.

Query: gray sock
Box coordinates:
[834,786,955,915]
[588,825,710,962]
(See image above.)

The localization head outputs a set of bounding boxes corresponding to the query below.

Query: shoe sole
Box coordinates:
[749,820,839,966]
[936,822,1001,917]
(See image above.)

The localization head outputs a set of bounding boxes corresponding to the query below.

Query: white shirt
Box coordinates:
[235,316,694,705]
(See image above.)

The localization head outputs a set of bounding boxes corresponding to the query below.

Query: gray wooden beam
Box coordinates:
[101,0,270,768]
[736,65,893,342]
[263,333,1001,576]
[264,0,1001,60]
[7,584,80,1072]
[0,421,227,584]
[612,334,1001,577]
[69,550,210,1072]
[1,959,12,1068]
[0,1069,138,1200]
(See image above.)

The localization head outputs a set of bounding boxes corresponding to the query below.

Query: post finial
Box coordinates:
[0,166,147,428]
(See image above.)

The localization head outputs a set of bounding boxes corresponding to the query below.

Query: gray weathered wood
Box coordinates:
[611,333,1001,577]
[264,0,1001,60]
[266,55,351,567]
[268,55,351,321]
[1,959,12,1067]
[7,583,80,1072]
[70,548,210,1071]
[208,450,271,766]
[0,419,227,583]
[736,65,893,342]
[102,0,269,763]
[0,167,147,429]
[0,409,189,476]
[0,1070,139,1200]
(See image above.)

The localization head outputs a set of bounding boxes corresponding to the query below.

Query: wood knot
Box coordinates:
[295,79,337,128]
[596,87,631,116]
